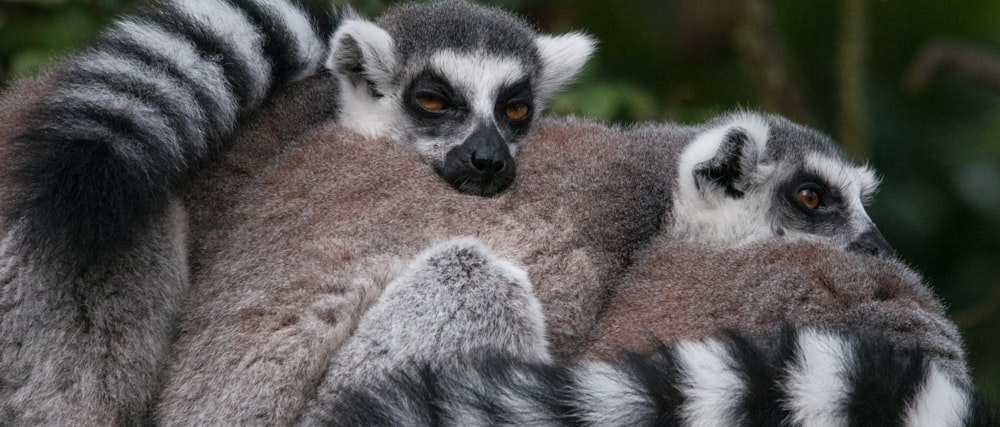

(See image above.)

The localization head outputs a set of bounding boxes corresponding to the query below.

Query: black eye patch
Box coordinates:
[404,70,467,118]
[496,79,533,106]
[774,172,853,236]
[779,172,845,216]
[494,79,534,138]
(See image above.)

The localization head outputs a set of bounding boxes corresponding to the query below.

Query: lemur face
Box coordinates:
[771,152,890,256]
[671,112,894,257]
[398,51,535,196]
[325,2,594,197]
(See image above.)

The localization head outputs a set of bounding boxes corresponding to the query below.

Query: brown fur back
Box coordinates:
[158,77,968,422]
[585,237,967,381]
[157,78,674,424]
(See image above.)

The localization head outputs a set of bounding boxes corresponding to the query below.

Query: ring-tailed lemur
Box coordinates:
[1,0,592,423]
[330,0,595,196]
[155,113,674,426]
[150,3,594,425]
[297,237,998,426]
[158,67,905,424]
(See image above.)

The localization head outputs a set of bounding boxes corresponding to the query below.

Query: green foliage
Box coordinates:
[548,68,662,123]
[0,0,133,83]
[1,0,998,405]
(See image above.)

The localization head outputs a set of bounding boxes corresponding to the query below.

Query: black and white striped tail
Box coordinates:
[6,0,336,267]
[320,328,998,427]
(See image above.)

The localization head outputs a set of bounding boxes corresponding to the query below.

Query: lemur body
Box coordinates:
[299,238,996,426]
[585,237,968,382]
[0,1,593,422]
[155,96,667,425]
[159,73,898,423]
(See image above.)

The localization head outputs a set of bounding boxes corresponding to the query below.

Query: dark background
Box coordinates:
[2,0,998,404]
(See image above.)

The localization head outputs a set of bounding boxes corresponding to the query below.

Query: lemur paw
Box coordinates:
[374,237,550,364]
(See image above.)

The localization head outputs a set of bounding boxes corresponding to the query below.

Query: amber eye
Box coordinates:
[798,188,822,210]
[417,95,445,112]
[505,102,530,121]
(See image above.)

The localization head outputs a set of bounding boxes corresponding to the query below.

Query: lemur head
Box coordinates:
[325,1,595,196]
[671,111,894,257]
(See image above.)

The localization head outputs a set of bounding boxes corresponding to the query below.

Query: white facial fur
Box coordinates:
[430,50,527,118]
[328,24,531,162]
[400,50,528,163]
[327,18,594,152]
[337,79,405,140]
[779,153,881,245]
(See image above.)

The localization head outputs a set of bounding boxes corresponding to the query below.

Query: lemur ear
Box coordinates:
[533,32,596,104]
[693,128,762,198]
[326,16,397,93]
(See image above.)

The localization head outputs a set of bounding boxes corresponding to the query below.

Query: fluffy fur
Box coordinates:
[294,237,551,425]
[0,1,937,424]
[585,237,969,383]
[0,0,336,423]
[157,74,917,423]
[0,1,594,422]
[155,79,672,424]
[328,333,997,426]
[296,237,998,426]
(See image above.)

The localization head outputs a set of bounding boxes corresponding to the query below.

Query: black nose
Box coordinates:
[471,150,507,175]
[438,122,517,197]
[847,228,896,258]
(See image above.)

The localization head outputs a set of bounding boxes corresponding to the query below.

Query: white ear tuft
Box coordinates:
[680,113,772,199]
[326,17,397,91]
[534,32,597,103]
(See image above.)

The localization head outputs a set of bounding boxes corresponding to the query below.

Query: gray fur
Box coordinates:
[0,2,912,424]
[0,192,189,425]
[0,0,335,423]
[294,237,550,425]
[0,2,590,422]
[296,237,989,426]
[155,84,671,424]
[157,75,921,423]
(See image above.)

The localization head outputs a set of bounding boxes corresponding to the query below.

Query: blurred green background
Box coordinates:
[2,0,998,405]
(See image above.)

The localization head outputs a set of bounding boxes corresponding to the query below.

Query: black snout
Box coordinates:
[471,149,507,176]
[438,124,516,197]
[847,228,896,258]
